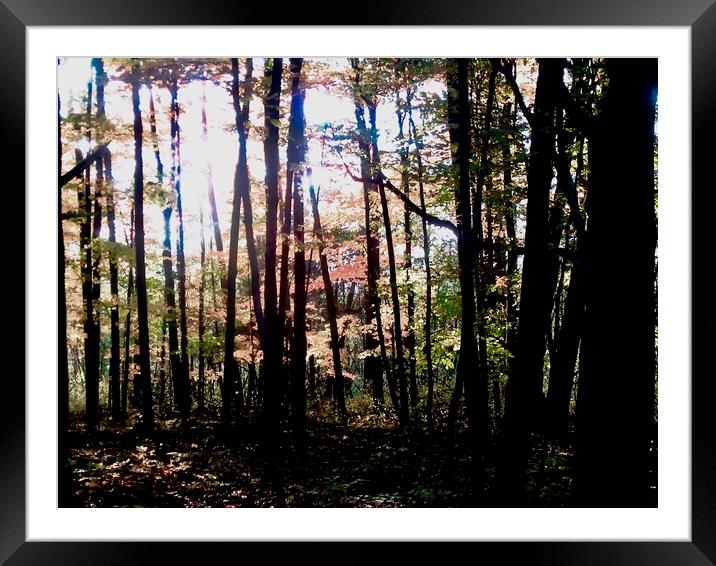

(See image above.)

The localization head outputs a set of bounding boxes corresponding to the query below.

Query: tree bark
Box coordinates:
[500,58,564,502]
[408,103,434,429]
[80,77,100,429]
[575,58,657,506]
[131,60,154,431]
[222,57,246,428]
[366,98,410,427]
[103,148,121,421]
[170,79,191,422]
[397,90,418,422]
[350,60,386,411]
[288,58,308,444]
[309,184,347,420]
[447,58,484,489]
[262,58,284,438]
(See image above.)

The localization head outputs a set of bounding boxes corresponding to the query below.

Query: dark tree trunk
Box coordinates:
[350,60,385,411]
[170,79,191,422]
[309,184,347,420]
[236,59,266,361]
[150,87,183,422]
[79,77,100,429]
[131,61,154,431]
[397,92,418,422]
[198,202,206,415]
[545,123,587,442]
[159,319,167,407]
[262,58,283,435]
[575,58,657,507]
[366,99,409,427]
[500,58,563,502]
[447,58,484,490]
[103,149,121,421]
[288,58,308,445]
[121,263,134,420]
[473,68,496,434]
[408,104,434,429]
[222,57,246,429]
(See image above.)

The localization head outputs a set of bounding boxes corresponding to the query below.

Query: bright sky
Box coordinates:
[58,57,447,262]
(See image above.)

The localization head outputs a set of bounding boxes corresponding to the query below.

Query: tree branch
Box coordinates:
[340,161,458,235]
[490,59,534,128]
[59,142,111,188]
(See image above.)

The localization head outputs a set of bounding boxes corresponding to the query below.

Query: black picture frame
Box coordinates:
[4,1,712,563]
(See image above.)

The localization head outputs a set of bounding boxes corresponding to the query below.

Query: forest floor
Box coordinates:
[63,408,576,508]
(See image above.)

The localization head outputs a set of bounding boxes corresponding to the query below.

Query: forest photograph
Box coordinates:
[57,56,658,509]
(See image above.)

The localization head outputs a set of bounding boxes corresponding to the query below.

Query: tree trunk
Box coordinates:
[350,60,386,411]
[397,91,418,422]
[367,99,409,427]
[150,87,183,421]
[309,184,347,420]
[262,58,284,438]
[288,58,307,445]
[575,58,657,506]
[131,61,154,431]
[408,104,434,429]
[103,148,121,421]
[80,77,100,429]
[121,264,134,420]
[500,58,563,502]
[222,57,246,429]
[198,201,206,415]
[170,79,191,422]
[447,58,483,490]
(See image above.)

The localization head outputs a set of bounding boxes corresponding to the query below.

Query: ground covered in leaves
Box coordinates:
[64,410,575,508]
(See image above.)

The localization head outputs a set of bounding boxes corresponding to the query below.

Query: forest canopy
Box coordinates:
[58,57,658,508]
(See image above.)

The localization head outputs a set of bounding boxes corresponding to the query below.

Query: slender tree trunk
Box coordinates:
[80,77,100,429]
[350,60,385,411]
[121,264,134,420]
[575,59,657,506]
[170,79,191,422]
[159,319,167,407]
[288,58,308,445]
[545,129,587,441]
[131,61,154,431]
[500,58,564,502]
[366,99,409,427]
[408,105,434,429]
[262,58,284,438]
[222,57,245,429]
[397,92,418,422]
[103,149,121,421]
[309,184,347,420]
[151,88,183,421]
[198,202,206,415]
[447,58,483,490]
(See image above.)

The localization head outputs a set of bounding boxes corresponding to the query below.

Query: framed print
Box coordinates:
[4,0,714,563]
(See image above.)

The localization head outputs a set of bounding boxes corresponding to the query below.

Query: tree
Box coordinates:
[575,58,657,506]
[288,58,308,444]
[309,183,347,420]
[169,76,192,422]
[446,58,484,489]
[223,57,246,429]
[262,57,284,440]
[131,60,154,431]
[499,58,564,501]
